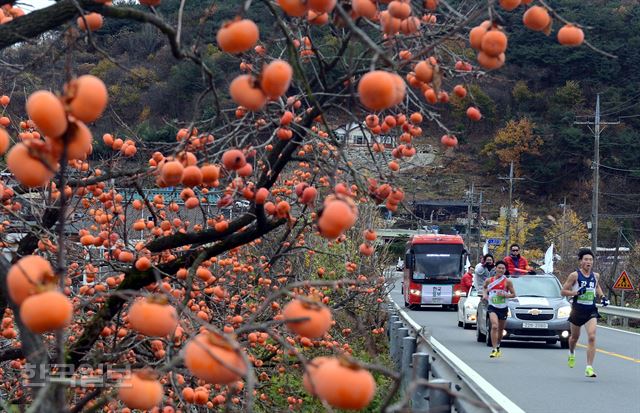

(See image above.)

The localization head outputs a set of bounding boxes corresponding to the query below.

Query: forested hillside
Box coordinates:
[0,1,639,411]
[1,0,638,245]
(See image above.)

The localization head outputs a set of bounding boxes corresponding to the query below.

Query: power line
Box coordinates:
[620,230,636,248]
[599,191,640,196]
[593,162,640,173]
[598,93,640,116]
[601,169,640,179]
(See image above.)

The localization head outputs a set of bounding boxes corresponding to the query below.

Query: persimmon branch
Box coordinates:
[66,215,285,366]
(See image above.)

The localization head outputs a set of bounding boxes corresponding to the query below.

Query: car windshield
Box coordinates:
[511,276,561,298]
[412,244,462,280]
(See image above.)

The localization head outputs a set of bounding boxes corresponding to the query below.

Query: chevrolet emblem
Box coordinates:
[528,309,541,316]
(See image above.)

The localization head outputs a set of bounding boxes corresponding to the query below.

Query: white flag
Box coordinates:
[482,240,489,256]
[540,243,554,274]
[465,256,471,272]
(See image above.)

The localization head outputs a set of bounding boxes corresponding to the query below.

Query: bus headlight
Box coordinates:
[557,306,571,319]
[409,289,421,296]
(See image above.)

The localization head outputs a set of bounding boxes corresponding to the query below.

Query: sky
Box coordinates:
[21,0,56,12]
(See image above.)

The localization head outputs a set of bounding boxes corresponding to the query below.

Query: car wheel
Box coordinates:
[476,320,486,342]
[485,319,493,347]
[560,339,569,349]
[458,320,463,327]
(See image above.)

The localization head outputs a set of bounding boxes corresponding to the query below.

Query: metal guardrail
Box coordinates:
[387,298,524,413]
[598,304,640,328]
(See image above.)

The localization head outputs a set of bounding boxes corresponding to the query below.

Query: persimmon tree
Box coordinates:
[0,0,603,411]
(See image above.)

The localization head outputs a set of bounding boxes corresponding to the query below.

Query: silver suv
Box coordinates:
[476,274,571,348]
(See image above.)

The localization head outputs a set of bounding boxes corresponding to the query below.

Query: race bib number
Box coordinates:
[577,289,595,305]
[491,295,506,305]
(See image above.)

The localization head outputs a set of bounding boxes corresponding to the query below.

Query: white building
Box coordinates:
[333,122,395,147]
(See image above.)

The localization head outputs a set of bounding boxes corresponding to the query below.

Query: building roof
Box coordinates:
[414,200,468,207]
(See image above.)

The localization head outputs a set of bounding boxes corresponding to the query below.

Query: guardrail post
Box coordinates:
[428,378,452,413]
[395,327,409,367]
[388,314,399,341]
[623,317,629,328]
[389,320,402,363]
[400,336,416,390]
[411,353,430,409]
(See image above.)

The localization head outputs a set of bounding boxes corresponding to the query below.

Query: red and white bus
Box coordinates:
[402,234,468,310]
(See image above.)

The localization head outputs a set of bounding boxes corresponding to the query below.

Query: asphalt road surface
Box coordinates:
[389,277,640,413]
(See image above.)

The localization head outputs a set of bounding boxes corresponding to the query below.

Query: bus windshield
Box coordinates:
[412,244,463,282]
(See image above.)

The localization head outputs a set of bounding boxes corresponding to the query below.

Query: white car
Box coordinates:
[457,286,480,329]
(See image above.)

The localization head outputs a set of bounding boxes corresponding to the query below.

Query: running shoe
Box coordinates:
[568,354,575,368]
[585,366,597,377]
[495,349,502,358]
[489,349,498,358]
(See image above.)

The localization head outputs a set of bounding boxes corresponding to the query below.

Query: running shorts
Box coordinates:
[487,305,509,321]
[568,307,600,327]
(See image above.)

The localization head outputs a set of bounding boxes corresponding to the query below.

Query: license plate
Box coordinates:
[522,322,548,329]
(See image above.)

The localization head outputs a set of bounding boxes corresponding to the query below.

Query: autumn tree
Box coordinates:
[481,117,544,175]
[482,200,542,260]
[544,207,589,274]
[0,0,602,411]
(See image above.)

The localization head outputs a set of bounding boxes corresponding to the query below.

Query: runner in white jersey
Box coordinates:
[482,261,516,358]
[561,248,608,377]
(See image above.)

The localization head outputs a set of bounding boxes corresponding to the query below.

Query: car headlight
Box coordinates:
[409,289,421,296]
[507,308,512,318]
[557,306,571,319]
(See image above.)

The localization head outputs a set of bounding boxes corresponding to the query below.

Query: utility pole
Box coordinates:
[476,191,483,263]
[466,183,474,247]
[499,161,524,255]
[560,196,568,261]
[574,94,619,258]
[611,229,622,307]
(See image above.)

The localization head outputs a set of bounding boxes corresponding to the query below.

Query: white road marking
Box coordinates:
[429,336,527,413]
[392,297,526,413]
[597,325,640,336]
[389,294,524,413]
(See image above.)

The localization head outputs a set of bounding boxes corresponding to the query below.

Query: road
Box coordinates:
[389,278,640,413]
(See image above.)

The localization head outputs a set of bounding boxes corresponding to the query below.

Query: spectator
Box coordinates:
[504,243,529,276]
[461,268,473,291]
[474,253,495,289]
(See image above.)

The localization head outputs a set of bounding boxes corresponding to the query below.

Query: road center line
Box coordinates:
[575,343,640,363]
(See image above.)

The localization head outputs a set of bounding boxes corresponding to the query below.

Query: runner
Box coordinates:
[560,248,609,377]
[482,260,516,358]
